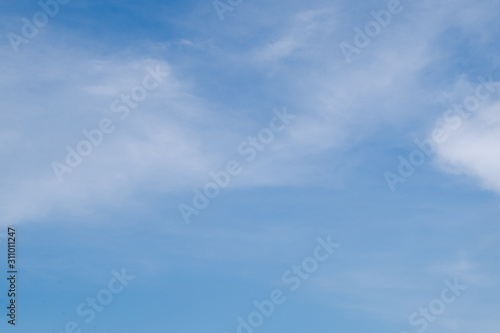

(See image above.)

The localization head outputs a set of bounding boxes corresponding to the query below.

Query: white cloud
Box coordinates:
[0,44,233,224]
[253,8,335,62]
[434,100,500,192]
[255,37,300,62]
[2,0,500,224]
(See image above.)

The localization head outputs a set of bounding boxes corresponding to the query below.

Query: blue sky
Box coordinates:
[1,0,500,332]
